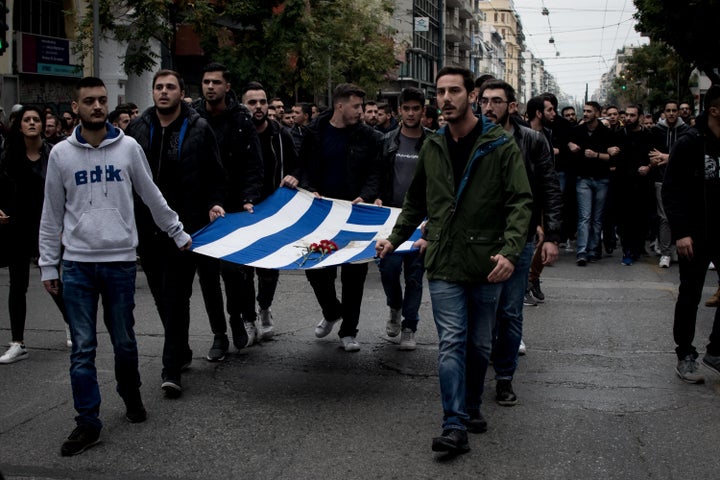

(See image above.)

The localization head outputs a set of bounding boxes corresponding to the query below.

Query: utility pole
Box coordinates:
[93,0,100,76]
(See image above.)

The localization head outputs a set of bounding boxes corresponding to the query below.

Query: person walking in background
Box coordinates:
[38,77,191,456]
[0,106,69,364]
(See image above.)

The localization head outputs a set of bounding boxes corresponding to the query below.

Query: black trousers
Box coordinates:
[305,263,368,338]
[674,241,720,359]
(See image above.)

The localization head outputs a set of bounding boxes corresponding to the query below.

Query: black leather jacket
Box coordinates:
[510,116,563,243]
[380,126,431,206]
[299,110,383,202]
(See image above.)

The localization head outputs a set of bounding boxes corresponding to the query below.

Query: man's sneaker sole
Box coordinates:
[675,367,705,384]
[161,381,183,399]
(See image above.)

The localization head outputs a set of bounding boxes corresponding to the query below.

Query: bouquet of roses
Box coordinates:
[297,239,339,267]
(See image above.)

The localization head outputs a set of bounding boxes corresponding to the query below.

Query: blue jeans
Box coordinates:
[576,177,609,258]
[428,280,501,431]
[62,261,140,430]
[493,241,534,380]
[377,251,425,332]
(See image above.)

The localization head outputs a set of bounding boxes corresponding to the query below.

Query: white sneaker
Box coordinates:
[340,336,360,352]
[244,321,258,346]
[659,255,671,268]
[399,328,416,351]
[65,325,72,348]
[0,342,28,364]
[258,308,275,340]
[315,318,339,338]
[386,308,402,337]
[518,339,527,356]
[710,262,716,271]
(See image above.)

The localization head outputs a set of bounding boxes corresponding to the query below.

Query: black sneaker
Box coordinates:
[529,278,545,302]
[496,379,518,406]
[576,256,587,267]
[463,411,488,434]
[523,291,539,306]
[230,316,249,350]
[60,425,101,456]
[431,429,470,453]
[206,334,229,362]
[161,376,183,399]
[123,391,147,423]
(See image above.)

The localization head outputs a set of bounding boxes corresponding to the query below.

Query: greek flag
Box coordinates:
[191,187,421,269]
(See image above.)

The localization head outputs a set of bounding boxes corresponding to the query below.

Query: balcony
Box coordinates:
[445,25,472,51]
[446,0,474,19]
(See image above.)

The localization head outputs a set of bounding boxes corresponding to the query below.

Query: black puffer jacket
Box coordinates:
[192,91,263,210]
[299,110,383,202]
[125,102,227,235]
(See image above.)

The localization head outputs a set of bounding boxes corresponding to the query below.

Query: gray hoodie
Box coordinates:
[39,124,190,281]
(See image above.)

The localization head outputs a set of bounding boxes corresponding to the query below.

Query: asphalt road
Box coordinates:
[1,247,719,479]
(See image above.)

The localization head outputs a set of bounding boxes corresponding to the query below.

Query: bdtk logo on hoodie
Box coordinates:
[75,165,124,185]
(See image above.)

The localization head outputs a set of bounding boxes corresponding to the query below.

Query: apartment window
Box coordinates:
[14,0,68,38]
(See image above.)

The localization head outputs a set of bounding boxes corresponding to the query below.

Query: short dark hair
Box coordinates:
[364,101,377,111]
[540,92,558,109]
[586,101,602,113]
[75,77,106,99]
[377,102,392,114]
[118,102,138,111]
[625,104,643,116]
[437,66,474,94]
[332,83,365,106]
[663,100,679,110]
[202,62,231,83]
[294,102,312,117]
[478,79,516,103]
[561,106,575,115]
[399,87,425,106]
[475,74,495,89]
[241,81,266,98]
[153,69,185,91]
[704,84,720,111]
[526,96,545,119]
[606,104,619,112]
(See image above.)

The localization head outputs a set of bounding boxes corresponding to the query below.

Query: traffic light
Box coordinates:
[0,1,8,57]
[621,84,627,91]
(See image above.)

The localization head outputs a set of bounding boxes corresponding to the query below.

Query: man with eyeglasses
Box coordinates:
[375,87,430,351]
[479,84,561,409]
[679,102,693,126]
[191,63,264,362]
[649,101,689,268]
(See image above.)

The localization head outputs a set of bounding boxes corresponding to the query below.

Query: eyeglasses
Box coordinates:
[480,97,509,106]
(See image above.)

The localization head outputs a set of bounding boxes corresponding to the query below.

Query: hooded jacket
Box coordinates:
[38,124,190,282]
[651,117,689,180]
[662,112,720,245]
[387,115,533,282]
[192,91,263,209]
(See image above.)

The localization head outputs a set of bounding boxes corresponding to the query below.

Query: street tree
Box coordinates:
[634,0,720,84]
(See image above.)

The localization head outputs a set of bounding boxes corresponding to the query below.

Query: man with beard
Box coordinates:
[376,67,531,453]
[235,81,300,349]
[298,83,384,352]
[363,101,379,127]
[191,63,264,362]
[375,87,430,351]
[39,77,191,455]
[479,84,561,407]
[613,105,654,266]
[125,70,226,399]
[568,101,616,266]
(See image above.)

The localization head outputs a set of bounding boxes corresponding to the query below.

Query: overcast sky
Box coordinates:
[512,0,648,102]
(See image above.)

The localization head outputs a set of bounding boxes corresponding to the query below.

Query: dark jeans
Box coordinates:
[305,263,368,338]
[139,238,195,380]
[62,260,140,430]
[7,254,67,342]
[377,251,425,332]
[196,256,242,334]
[673,243,720,359]
[239,266,280,321]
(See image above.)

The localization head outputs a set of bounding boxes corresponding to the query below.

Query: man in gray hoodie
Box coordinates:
[39,77,191,457]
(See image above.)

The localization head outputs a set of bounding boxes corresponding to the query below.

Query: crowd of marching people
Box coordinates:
[1,63,720,456]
